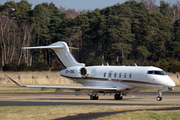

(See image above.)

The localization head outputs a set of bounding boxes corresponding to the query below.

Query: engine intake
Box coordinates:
[80,67,87,77]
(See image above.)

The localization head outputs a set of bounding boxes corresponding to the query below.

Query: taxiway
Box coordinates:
[0,92,180,106]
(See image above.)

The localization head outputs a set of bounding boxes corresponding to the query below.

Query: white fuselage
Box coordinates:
[60,66,175,91]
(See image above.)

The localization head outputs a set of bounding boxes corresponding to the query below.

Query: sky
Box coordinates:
[0,0,179,11]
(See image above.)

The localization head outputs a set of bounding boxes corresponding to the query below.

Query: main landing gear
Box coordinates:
[90,95,99,100]
[114,93,123,100]
[89,92,123,100]
[156,89,162,101]
[89,91,99,100]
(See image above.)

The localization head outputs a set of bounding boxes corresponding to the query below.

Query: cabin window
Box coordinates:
[124,73,126,78]
[104,73,106,77]
[147,71,154,74]
[119,73,121,78]
[129,73,132,78]
[114,73,116,78]
[109,73,112,77]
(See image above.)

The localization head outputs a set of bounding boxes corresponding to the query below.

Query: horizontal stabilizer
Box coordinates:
[22,46,78,50]
[68,47,79,49]
[22,46,64,49]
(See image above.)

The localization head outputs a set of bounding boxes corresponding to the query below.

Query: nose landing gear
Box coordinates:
[156,89,162,101]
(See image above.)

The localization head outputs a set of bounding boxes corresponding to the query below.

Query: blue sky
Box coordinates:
[0,0,179,11]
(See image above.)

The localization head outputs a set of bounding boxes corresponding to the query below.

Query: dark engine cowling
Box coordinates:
[80,67,87,77]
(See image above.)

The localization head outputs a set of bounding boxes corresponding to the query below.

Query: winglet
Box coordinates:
[5,74,24,87]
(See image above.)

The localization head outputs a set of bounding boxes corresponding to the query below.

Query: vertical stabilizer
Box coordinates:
[22,41,85,69]
[50,42,85,69]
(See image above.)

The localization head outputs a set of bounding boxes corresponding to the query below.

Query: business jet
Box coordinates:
[5,41,176,101]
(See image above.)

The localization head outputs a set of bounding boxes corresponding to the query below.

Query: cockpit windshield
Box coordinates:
[147,70,167,75]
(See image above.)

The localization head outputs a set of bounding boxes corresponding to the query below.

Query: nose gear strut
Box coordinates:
[156,89,162,101]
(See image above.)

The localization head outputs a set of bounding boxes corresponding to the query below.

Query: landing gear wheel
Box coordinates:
[114,94,123,100]
[90,96,99,100]
[119,96,123,100]
[156,96,162,101]
[157,89,162,101]
[114,94,120,100]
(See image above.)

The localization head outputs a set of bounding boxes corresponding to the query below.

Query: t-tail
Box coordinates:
[22,41,85,69]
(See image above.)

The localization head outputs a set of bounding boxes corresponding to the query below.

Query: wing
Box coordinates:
[5,74,123,92]
[5,74,142,95]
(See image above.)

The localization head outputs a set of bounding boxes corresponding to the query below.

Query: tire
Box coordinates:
[90,96,98,100]
[90,96,94,100]
[114,94,120,100]
[119,96,123,100]
[156,96,162,101]
[95,96,99,100]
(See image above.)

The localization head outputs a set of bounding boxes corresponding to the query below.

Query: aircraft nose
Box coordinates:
[168,81,176,87]
[167,78,176,87]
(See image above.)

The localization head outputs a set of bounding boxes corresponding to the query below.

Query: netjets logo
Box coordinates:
[65,70,75,73]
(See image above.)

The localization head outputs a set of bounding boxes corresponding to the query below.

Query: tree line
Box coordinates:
[0,0,180,72]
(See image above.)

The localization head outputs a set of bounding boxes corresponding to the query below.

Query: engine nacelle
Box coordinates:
[60,67,89,78]
[80,67,88,77]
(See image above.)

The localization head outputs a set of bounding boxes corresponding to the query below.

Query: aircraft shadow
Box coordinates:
[26,97,141,101]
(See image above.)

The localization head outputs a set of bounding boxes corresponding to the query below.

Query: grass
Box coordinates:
[0,105,177,120]
[0,71,73,84]
[95,110,180,120]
